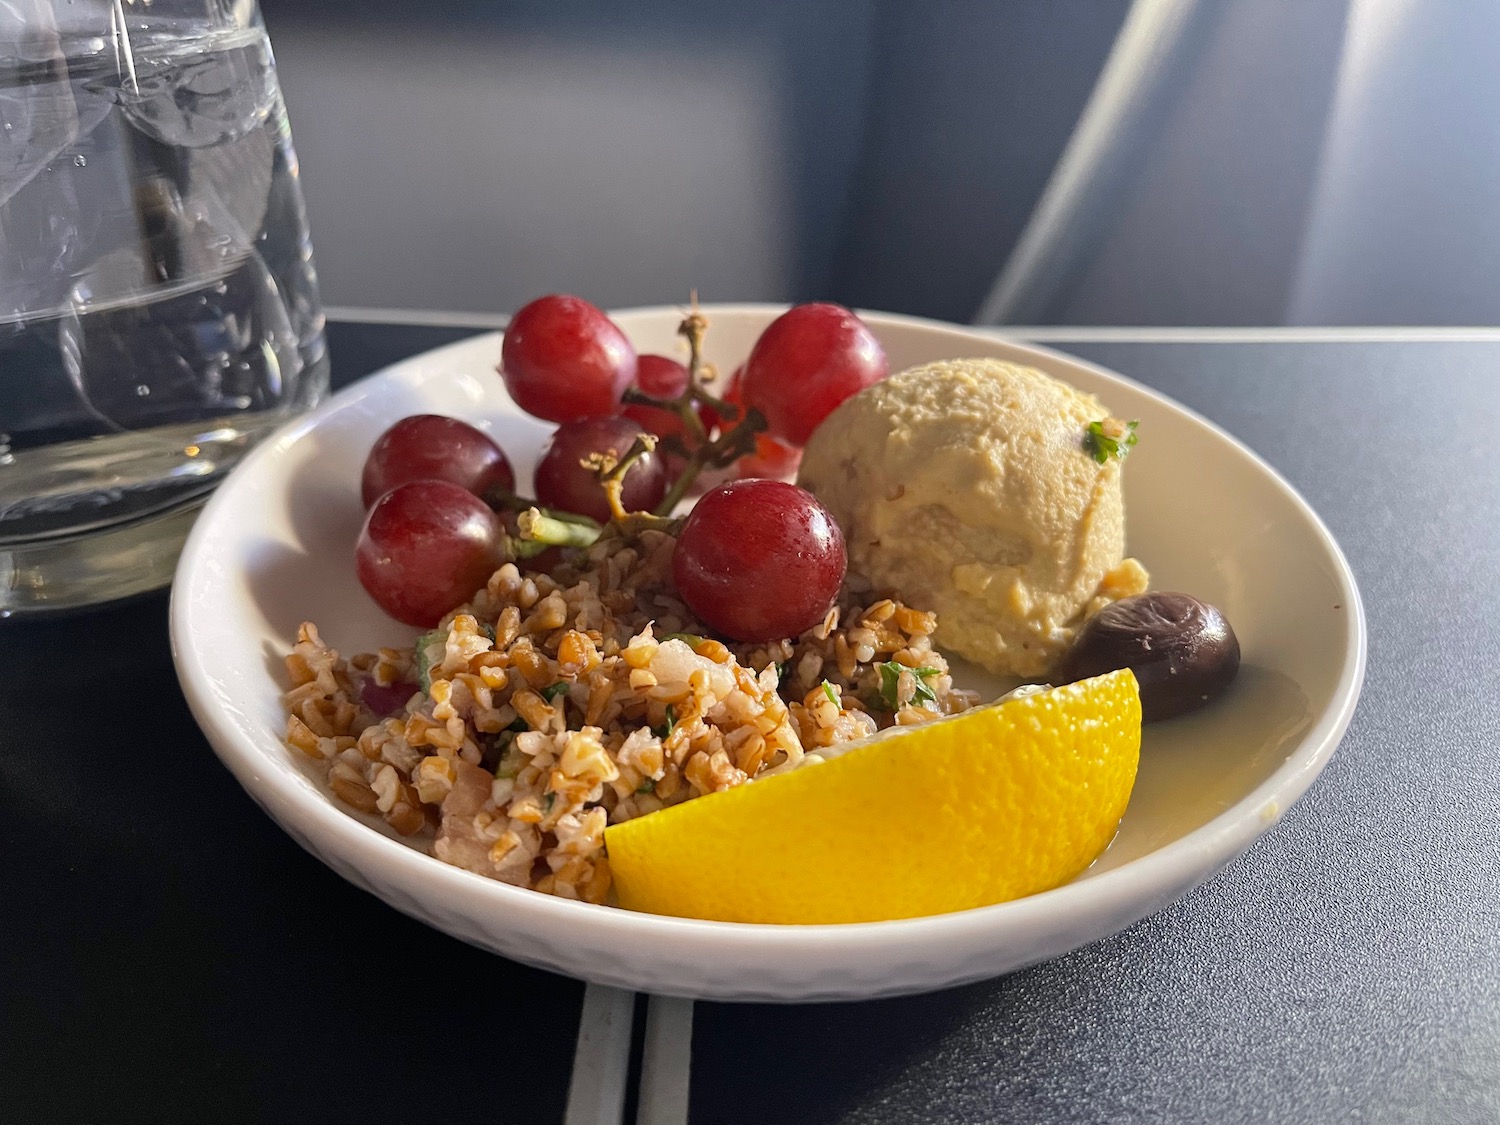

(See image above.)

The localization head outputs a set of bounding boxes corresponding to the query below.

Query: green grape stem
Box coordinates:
[516,508,606,549]
[489,489,601,530]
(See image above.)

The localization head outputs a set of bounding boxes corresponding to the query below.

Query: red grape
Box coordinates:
[701,363,746,437]
[360,414,516,508]
[736,433,802,480]
[673,479,846,642]
[741,303,886,446]
[500,295,636,422]
[621,354,691,439]
[620,353,713,476]
[534,416,669,523]
[355,480,506,627]
[701,365,799,479]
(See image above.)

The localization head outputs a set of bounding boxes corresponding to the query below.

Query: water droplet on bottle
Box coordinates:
[73,154,87,168]
[135,384,151,397]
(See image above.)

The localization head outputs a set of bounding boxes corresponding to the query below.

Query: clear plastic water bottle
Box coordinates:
[0,1,327,613]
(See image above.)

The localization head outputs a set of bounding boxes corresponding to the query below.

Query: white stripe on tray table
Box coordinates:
[564,985,636,1125]
[636,996,694,1125]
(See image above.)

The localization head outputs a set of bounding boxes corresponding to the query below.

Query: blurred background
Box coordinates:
[260,0,1500,326]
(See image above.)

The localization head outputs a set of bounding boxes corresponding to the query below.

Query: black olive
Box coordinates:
[1054,592,1240,722]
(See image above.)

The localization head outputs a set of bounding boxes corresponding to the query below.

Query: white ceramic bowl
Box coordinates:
[170,306,1365,1002]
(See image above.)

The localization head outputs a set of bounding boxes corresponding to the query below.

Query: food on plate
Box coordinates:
[534,416,668,523]
[282,295,1241,922]
[1055,592,1240,721]
[355,480,507,627]
[284,532,976,904]
[742,302,887,446]
[360,413,516,508]
[672,479,847,642]
[606,669,1142,923]
[797,357,1149,680]
[500,294,637,422]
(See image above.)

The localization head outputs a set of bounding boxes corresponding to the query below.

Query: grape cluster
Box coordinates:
[353,296,888,639]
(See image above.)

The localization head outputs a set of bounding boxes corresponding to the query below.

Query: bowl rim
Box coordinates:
[170,303,1367,953]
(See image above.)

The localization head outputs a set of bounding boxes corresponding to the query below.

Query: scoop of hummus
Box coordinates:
[796,358,1148,678]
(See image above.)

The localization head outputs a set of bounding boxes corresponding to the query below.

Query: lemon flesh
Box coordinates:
[605,669,1142,924]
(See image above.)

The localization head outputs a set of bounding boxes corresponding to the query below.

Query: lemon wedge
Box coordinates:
[605,669,1142,924]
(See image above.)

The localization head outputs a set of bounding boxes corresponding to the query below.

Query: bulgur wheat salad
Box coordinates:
[284,529,976,904]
